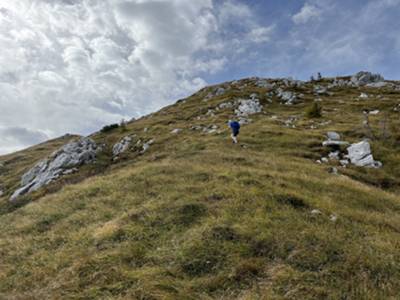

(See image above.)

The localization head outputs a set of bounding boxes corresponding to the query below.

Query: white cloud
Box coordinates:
[0,0,272,154]
[292,3,321,24]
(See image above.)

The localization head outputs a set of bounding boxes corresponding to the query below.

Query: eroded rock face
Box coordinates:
[346,141,382,168]
[351,71,384,86]
[10,137,98,202]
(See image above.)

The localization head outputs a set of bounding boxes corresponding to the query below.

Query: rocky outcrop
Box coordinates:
[351,71,384,86]
[276,88,298,105]
[10,137,98,202]
[112,136,133,157]
[346,141,382,168]
[235,98,263,117]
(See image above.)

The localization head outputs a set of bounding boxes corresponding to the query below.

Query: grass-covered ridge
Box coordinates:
[0,76,399,299]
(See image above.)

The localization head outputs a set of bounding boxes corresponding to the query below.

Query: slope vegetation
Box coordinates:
[0,75,399,299]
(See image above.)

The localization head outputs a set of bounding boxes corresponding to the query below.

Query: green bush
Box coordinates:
[306,102,322,118]
[101,123,120,133]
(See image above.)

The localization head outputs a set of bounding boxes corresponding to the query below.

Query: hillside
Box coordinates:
[0,73,400,299]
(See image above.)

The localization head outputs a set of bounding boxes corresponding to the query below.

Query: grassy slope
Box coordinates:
[0,78,399,299]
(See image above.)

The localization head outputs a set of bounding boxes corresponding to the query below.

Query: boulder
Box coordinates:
[346,140,382,168]
[351,71,384,86]
[235,99,263,117]
[327,132,341,141]
[10,137,98,202]
[171,128,182,134]
[276,88,298,105]
[112,136,133,157]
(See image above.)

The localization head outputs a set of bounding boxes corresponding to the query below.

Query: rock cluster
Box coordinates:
[112,136,133,157]
[276,88,298,105]
[351,71,384,86]
[10,138,99,202]
[346,141,382,168]
[320,132,382,168]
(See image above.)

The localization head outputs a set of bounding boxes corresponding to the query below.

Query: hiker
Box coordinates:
[228,120,240,144]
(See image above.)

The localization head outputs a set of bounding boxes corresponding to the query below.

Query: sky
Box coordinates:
[0,0,400,154]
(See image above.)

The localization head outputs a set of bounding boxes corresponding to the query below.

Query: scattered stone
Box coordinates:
[314,85,328,95]
[112,136,133,157]
[340,159,350,167]
[328,151,340,160]
[330,214,338,222]
[0,189,3,197]
[10,137,98,202]
[311,209,322,215]
[346,140,382,168]
[141,139,155,154]
[359,93,369,99]
[330,167,338,175]
[256,79,275,89]
[327,132,341,141]
[368,110,380,115]
[171,128,182,134]
[366,82,388,88]
[321,157,329,163]
[143,127,148,132]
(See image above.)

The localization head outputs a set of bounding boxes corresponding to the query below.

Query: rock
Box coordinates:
[141,139,154,154]
[346,140,382,168]
[112,136,133,157]
[143,127,148,132]
[340,159,349,167]
[322,140,349,147]
[276,88,298,105]
[366,82,388,88]
[218,101,234,109]
[256,79,275,89]
[369,110,380,115]
[359,93,369,99]
[328,151,340,160]
[314,85,328,95]
[10,137,98,202]
[330,167,338,175]
[311,209,322,215]
[330,214,338,222]
[171,128,182,134]
[321,157,329,163]
[351,71,384,86]
[235,99,263,117]
[327,132,341,141]
[0,189,3,197]
[215,87,225,96]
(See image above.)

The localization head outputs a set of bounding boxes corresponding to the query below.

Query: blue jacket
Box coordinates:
[229,121,240,134]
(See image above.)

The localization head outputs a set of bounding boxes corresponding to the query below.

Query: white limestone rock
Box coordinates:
[276,88,298,105]
[235,99,263,117]
[112,136,133,157]
[10,137,98,202]
[346,140,382,168]
[351,71,384,86]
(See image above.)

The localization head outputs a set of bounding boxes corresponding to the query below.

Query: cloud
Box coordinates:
[292,3,321,24]
[0,0,272,154]
[0,126,49,155]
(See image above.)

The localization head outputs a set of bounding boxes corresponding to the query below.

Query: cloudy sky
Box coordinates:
[0,0,399,154]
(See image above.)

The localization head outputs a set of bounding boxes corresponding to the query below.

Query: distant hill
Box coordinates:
[0,72,399,299]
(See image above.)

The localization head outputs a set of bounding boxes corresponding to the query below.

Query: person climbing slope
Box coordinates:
[228,120,241,144]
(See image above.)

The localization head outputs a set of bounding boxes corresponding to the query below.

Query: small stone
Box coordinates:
[327,132,341,141]
[171,128,182,134]
[321,157,329,163]
[311,209,322,215]
[330,214,338,222]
